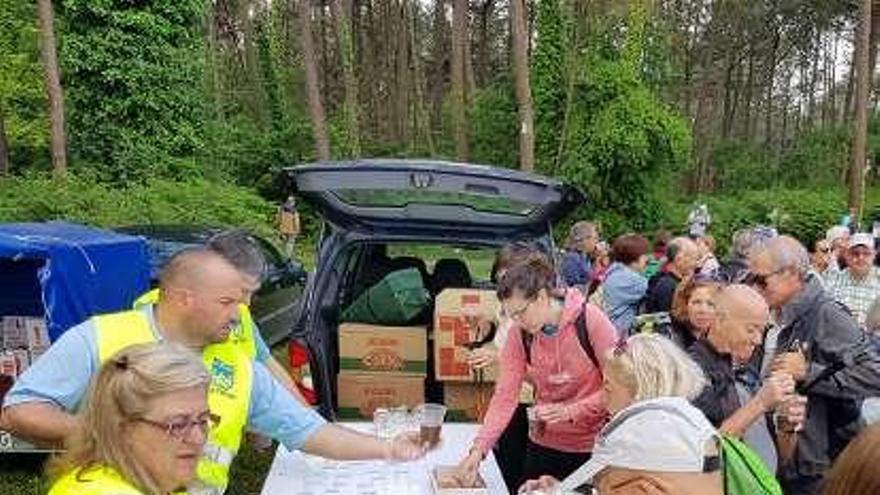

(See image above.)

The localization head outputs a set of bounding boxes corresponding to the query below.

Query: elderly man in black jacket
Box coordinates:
[749,235,880,494]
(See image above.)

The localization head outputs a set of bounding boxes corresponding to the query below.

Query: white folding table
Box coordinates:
[260,422,508,494]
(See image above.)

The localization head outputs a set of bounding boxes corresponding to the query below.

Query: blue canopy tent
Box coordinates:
[0,222,150,342]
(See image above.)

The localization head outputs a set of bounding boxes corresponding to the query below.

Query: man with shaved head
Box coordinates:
[749,235,880,494]
[2,248,430,494]
[688,285,796,470]
[644,236,700,313]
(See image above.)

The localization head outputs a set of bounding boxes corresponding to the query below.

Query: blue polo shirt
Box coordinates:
[4,305,325,451]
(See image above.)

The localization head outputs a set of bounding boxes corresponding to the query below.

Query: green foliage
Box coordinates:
[469,81,518,168]
[778,126,851,187]
[0,172,277,240]
[60,0,208,183]
[531,0,570,173]
[711,140,776,191]
[697,188,846,256]
[0,0,48,170]
[560,56,691,230]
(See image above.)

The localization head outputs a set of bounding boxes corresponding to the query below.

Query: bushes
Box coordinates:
[0,172,278,240]
[564,185,849,258]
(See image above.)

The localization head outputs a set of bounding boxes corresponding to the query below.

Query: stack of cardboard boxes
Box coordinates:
[0,316,50,405]
[433,289,499,422]
[335,288,502,423]
[336,323,427,419]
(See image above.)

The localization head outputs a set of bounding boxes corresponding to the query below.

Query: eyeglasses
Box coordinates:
[503,300,533,321]
[817,247,831,254]
[136,412,220,442]
[743,268,787,289]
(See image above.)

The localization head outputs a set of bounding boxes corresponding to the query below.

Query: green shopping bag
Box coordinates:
[721,435,782,495]
[341,268,429,325]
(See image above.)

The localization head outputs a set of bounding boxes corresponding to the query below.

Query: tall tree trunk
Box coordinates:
[405,0,435,154]
[510,0,534,171]
[37,0,67,175]
[297,0,332,160]
[332,0,362,156]
[844,39,857,123]
[765,25,779,149]
[0,106,9,175]
[429,0,449,142]
[451,0,469,161]
[476,0,495,86]
[868,4,880,104]
[849,0,872,222]
[742,48,755,140]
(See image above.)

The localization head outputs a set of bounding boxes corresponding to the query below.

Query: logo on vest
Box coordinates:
[210,358,236,397]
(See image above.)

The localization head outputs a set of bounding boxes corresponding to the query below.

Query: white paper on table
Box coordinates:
[259,423,507,495]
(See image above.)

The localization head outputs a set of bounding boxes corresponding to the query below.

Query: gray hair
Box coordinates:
[565,221,599,250]
[732,225,778,259]
[605,334,707,402]
[755,235,811,278]
[208,229,268,282]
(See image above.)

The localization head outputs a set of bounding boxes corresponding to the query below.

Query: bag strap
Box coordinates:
[574,305,600,369]
[522,302,598,368]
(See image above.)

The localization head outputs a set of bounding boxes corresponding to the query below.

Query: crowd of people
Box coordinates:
[4,218,880,494]
[455,220,880,495]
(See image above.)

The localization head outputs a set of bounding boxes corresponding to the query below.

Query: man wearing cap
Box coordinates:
[826,232,880,326]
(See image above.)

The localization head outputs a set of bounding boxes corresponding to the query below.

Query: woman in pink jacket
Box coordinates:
[456,253,619,485]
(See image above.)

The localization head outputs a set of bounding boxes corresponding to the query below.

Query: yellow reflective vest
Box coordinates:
[48,465,144,495]
[93,310,253,495]
[133,289,258,359]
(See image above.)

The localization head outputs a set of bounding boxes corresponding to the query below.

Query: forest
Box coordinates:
[1,0,879,248]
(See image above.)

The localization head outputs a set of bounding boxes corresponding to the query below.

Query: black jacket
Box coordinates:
[644,271,680,313]
[775,276,880,481]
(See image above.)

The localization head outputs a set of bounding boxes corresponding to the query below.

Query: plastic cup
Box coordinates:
[416,403,446,448]
[527,406,546,438]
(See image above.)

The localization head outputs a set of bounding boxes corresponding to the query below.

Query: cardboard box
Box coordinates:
[433,289,500,382]
[443,382,494,422]
[2,316,49,357]
[338,323,427,375]
[24,317,50,357]
[0,353,17,377]
[2,317,28,349]
[337,372,425,420]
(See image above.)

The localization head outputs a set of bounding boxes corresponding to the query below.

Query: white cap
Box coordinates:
[826,226,850,243]
[559,397,718,491]
[850,232,875,249]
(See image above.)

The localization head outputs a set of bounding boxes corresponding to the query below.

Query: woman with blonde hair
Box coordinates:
[48,342,212,495]
[520,333,722,495]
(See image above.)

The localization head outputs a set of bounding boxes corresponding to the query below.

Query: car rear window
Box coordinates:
[332,190,535,216]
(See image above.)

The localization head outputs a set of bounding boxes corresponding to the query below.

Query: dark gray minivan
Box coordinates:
[284,159,584,418]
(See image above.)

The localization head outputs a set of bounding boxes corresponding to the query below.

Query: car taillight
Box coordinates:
[289,339,317,405]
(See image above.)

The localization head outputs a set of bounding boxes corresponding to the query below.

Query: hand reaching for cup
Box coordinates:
[535,403,573,424]
[454,449,483,488]
[756,372,796,412]
[772,350,808,382]
[386,431,430,461]
[467,345,498,370]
